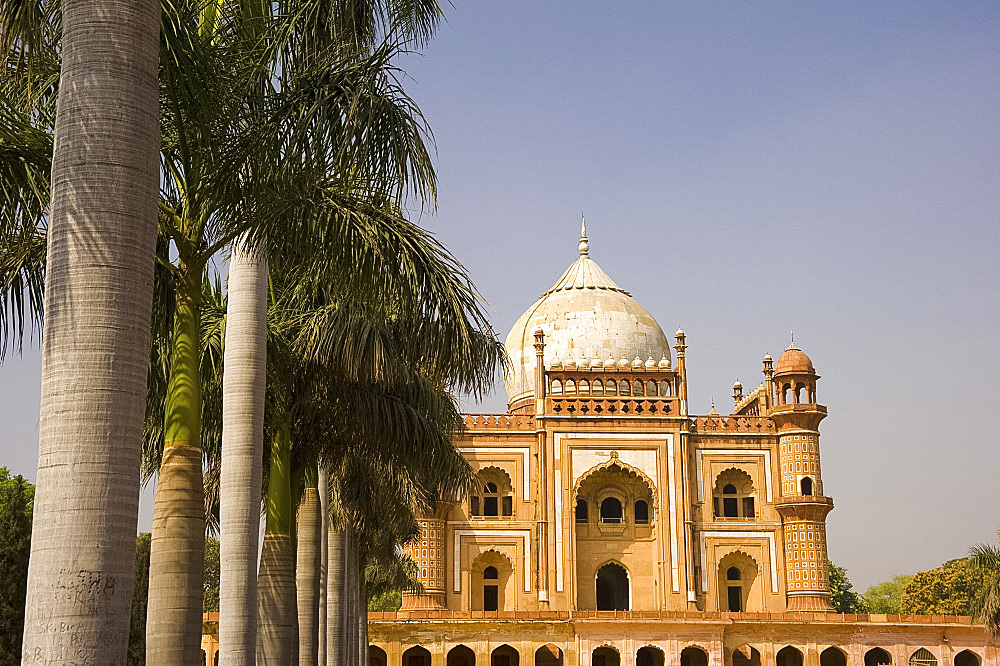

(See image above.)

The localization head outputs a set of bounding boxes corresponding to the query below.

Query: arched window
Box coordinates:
[580,379,590,394]
[593,379,604,394]
[471,468,514,518]
[483,566,499,611]
[606,379,617,395]
[909,649,937,666]
[800,476,813,496]
[550,379,563,395]
[633,380,644,396]
[660,380,672,396]
[726,566,742,611]
[820,647,847,666]
[595,563,629,611]
[794,382,806,404]
[953,650,981,666]
[566,379,576,394]
[864,648,893,666]
[634,500,649,524]
[776,647,804,666]
[781,383,791,405]
[446,645,475,666]
[600,497,623,523]
[576,499,588,523]
[713,469,756,520]
[619,380,630,396]
[636,646,664,666]
[370,646,389,666]
[646,380,657,396]
[680,647,709,666]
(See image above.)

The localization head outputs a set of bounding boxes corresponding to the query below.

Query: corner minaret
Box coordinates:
[769,342,835,611]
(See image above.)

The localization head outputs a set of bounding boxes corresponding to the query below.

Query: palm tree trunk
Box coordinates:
[19,1,160,662]
[218,241,267,666]
[326,524,346,666]
[345,527,359,666]
[296,481,321,665]
[359,572,369,666]
[317,467,329,666]
[146,267,205,664]
[257,420,295,663]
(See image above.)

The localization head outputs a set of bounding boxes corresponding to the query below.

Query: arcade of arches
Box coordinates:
[363,228,995,666]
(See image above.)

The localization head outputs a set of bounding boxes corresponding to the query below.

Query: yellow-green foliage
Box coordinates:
[902,558,988,616]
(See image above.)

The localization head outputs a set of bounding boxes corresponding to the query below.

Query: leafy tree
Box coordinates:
[0,467,33,663]
[129,533,151,666]
[902,558,989,616]
[203,536,220,613]
[863,575,913,614]
[970,529,1000,635]
[828,560,866,613]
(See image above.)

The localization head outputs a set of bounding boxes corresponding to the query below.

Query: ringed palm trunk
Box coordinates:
[326,524,346,666]
[258,419,295,663]
[219,242,267,665]
[147,266,206,664]
[19,1,160,662]
[297,477,321,665]
[317,467,329,665]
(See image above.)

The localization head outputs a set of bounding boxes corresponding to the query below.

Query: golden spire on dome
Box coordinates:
[578,214,589,256]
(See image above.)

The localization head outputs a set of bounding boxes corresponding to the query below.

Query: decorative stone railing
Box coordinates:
[461,414,534,430]
[366,609,977,624]
[691,415,775,433]
[547,397,674,416]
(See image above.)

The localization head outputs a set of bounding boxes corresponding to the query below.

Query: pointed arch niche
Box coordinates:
[717,550,762,612]
[470,549,514,611]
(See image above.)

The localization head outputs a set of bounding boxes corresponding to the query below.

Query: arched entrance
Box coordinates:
[534,644,563,666]
[733,645,762,666]
[681,646,709,666]
[592,646,621,666]
[596,562,629,610]
[448,645,476,666]
[403,646,432,666]
[909,649,937,666]
[777,646,804,666]
[492,644,519,666]
[636,645,664,666]
[369,646,388,666]
[954,650,981,666]
[865,648,892,666]
[821,647,848,666]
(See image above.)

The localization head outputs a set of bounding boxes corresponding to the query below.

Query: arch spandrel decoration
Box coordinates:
[572,452,658,510]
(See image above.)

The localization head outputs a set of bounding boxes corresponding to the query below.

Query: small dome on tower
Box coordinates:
[604,356,616,369]
[632,355,643,369]
[550,358,563,370]
[618,356,629,368]
[733,378,742,389]
[658,355,670,369]
[644,355,656,369]
[774,342,815,376]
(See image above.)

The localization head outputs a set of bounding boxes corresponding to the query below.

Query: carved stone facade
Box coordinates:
[373,225,996,665]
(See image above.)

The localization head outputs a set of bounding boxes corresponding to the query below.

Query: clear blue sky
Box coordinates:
[1,1,998,591]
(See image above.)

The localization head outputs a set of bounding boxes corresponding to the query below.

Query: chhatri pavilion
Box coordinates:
[367,223,996,666]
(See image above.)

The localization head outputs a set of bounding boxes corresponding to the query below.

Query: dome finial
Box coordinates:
[578,214,589,256]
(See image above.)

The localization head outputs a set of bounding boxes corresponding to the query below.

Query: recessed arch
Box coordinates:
[596,561,629,610]
[592,646,620,666]
[801,476,814,496]
[865,648,893,666]
[471,466,514,518]
[573,456,657,508]
[680,646,709,666]
[733,645,762,666]
[403,646,432,666]
[448,645,476,666]
[713,467,756,519]
[954,650,981,666]
[776,646,804,666]
[470,550,513,612]
[634,499,649,524]
[718,550,759,612]
[633,379,644,396]
[600,496,623,523]
[606,379,618,395]
[636,645,664,666]
[534,644,563,666]
[550,379,563,395]
[646,379,657,396]
[909,649,937,666]
[369,645,388,666]
[491,644,520,666]
[821,647,848,666]
[593,379,604,394]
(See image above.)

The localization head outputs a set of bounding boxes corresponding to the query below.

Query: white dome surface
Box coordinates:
[504,222,672,404]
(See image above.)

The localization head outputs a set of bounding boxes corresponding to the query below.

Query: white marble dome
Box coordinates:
[504,223,672,405]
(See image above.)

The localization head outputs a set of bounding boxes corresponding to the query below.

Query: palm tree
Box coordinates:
[1,1,161,662]
[970,530,1000,636]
